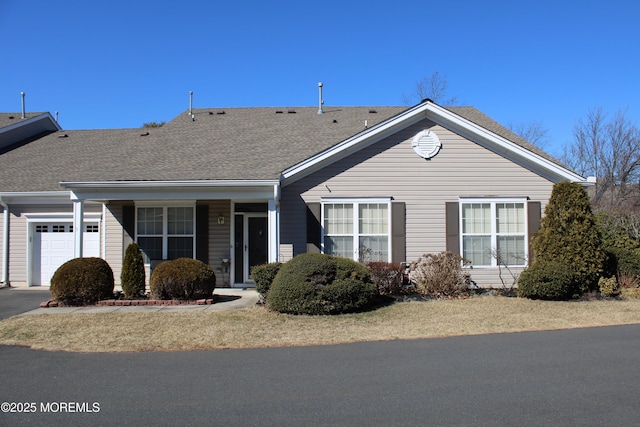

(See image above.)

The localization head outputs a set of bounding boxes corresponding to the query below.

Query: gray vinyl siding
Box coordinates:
[281,118,555,287]
[105,203,125,284]
[207,200,232,287]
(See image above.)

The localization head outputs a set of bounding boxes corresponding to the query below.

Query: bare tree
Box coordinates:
[562,107,640,208]
[508,120,550,150]
[402,71,458,106]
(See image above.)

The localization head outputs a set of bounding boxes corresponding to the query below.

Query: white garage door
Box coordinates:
[32,223,100,286]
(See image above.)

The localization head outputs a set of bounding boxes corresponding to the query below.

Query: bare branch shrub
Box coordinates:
[367,262,404,295]
[411,251,470,298]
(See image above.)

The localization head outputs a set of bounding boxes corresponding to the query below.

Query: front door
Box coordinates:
[234,214,268,285]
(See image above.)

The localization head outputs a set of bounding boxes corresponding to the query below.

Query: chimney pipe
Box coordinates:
[189,91,193,116]
[20,92,25,119]
[317,82,324,115]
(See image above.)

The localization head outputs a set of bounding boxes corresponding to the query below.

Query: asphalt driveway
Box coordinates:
[0,287,51,320]
[1,324,640,426]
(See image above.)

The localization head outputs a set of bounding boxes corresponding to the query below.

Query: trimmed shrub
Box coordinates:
[50,257,115,305]
[267,253,378,315]
[531,182,606,292]
[334,256,372,283]
[412,252,470,298]
[121,243,146,299]
[367,261,404,295]
[517,260,577,300]
[598,276,619,297]
[319,278,378,314]
[149,258,216,300]
[251,262,282,297]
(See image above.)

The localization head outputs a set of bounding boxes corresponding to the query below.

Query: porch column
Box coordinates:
[72,197,84,258]
[0,199,9,284]
[268,198,279,263]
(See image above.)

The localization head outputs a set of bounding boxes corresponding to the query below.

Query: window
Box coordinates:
[322,199,390,262]
[460,199,526,267]
[136,206,195,263]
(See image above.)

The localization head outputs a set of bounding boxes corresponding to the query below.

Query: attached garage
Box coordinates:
[31,222,100,286]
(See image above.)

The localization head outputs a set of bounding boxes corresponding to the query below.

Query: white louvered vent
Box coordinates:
[412,129,442,159]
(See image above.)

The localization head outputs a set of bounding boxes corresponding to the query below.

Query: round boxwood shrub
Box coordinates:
[149,258,216,300]
[267,253,377,315]
[251,262,282,298]
[334,256,372,283]
[121,242,146,299]
[319,278,378,314]
[517,260,578,300]
[50,257,115,305]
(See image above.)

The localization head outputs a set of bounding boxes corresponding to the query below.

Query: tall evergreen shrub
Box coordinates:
[530,181,606,292]
[121,242,146,298]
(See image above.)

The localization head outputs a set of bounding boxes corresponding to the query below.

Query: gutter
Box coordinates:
[0,198,9,285]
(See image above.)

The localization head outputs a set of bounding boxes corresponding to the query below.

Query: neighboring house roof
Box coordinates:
[0,112,61,154]
[0,101,583,194]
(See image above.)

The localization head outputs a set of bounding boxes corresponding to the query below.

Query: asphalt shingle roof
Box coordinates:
[0,105,565,193]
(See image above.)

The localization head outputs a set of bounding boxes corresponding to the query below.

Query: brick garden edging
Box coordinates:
[40,297,217,308]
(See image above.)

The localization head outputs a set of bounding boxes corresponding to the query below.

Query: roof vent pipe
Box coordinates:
[55,111,59,122]
[20,92,25,119]
[317,82,324,115]
[189,91,194,117]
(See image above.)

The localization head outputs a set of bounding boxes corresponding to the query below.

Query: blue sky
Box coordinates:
[1,0,638,156]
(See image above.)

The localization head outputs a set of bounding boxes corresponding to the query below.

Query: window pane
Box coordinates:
[138,237,162,263]
[462,203,490,234]
[359,236,388,262]
[137,207,163,235]
[497,236,525,265]
[168,237,194,259]
[496,203,524,234]
[325,236,353,258]
[168,207,194,235]
[463,235,491,266]
[324,204,353,234]
[359,203,388,235]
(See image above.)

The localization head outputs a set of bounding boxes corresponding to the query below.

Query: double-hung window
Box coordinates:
[460,199,527,267]
[322,198,391,262]
[136,205,195,263]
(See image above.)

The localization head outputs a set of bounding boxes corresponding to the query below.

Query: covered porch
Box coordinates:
[61,180,281,288]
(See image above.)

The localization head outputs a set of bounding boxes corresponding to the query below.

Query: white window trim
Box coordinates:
[320,197,392,262]
[135,202,196,261]
[459,197,528,268]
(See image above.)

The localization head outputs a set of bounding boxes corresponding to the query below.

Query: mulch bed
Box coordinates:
[40,296,218,308]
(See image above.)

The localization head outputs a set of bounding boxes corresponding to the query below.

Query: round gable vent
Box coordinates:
[412,129,442,159]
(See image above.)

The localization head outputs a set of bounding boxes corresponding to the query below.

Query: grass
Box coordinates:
[1,294,640,352]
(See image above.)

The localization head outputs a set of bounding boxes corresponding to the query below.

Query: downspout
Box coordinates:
[0,198,9,285]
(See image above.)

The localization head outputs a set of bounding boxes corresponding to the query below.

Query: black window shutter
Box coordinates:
[196,204,209,263]
[445,202,460,254]
[122,205,135,251]
[306,203,321,253]
[527,201,541,265]
[391,202,406,264]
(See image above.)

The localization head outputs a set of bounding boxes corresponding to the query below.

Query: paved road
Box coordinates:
[1,324,640,426]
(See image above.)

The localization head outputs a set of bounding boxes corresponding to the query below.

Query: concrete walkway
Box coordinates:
[3,287,260,316]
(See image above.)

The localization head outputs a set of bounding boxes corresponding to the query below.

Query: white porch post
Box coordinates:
[72,195,84,258]
[0,199,9,284]
[268,187,280,263]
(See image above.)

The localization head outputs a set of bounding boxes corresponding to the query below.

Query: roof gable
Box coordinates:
[281,100,585,186]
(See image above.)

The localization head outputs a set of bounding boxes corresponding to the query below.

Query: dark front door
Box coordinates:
[248,216,268,276]
[234,214,268,284]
